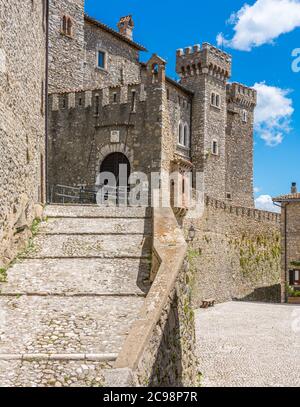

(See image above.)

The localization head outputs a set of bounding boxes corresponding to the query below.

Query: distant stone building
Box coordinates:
[48,0,257,208]
[0,0,47,266]
[273,183,300,302]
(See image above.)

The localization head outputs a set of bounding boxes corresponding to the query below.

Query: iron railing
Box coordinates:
[50,184,131,205]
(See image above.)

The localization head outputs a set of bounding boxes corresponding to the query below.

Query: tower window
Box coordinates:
[211,92,221,108]
[95,95,100,115]
[242,110,248,123]
[113,92,117,103]
[62,16,73,37]
[178,122,190,148]
[212,140,219,155]
[131,90,137,112]
[183,124,190,147]
[97,51,106,69]
[178,122,184,145]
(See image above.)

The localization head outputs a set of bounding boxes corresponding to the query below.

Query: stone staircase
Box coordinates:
[0,205,152,387]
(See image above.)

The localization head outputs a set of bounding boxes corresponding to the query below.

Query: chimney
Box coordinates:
[291,182,297,194]
[117,15,134,40]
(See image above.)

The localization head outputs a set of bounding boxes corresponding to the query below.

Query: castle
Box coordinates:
[48,0,256,208]
[0,0,286,388]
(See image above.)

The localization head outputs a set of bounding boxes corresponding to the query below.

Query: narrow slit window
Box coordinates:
[95,95,99,115]
[212,140,218,155]
[131,91,137,112]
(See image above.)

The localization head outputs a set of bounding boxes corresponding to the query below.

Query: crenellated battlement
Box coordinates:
[226,82,257,109]
[49,83,147,111]
[176,42,232,81]
[205,195,281,224]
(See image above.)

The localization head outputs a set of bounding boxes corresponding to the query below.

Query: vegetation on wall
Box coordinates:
[231,232,281,280]
[0,218,42,284]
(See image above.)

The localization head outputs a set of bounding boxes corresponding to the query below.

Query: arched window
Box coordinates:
[184,124,190,147]
[62,15,67,34]
[211,92,216,106]
[62,15,73,37]
[178,122,184,145]
[152,63,159,83]
[152,63,159,74]
[67,17,73,36]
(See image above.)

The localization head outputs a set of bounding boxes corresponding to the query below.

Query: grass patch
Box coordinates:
[0,217,43,283]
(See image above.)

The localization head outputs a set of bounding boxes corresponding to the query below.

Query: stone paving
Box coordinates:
[0,205,151,387]
[196,302,300,387]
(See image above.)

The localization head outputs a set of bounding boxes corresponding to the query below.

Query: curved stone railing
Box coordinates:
[107,207,197,387]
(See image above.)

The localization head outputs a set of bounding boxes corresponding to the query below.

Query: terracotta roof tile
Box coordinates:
[273,193,300,202]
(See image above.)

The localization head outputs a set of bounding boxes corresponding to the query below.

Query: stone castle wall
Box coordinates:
[111,207,197,387]
[176,44,232,202]
[226,83,256,208]
[84,19,141,89]
[0,0,46,266]
[184,196,281,305]
[49,0,85,92]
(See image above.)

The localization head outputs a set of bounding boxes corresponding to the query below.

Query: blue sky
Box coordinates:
[86,0,300,210]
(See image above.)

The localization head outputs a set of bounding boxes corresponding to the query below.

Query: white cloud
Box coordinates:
[253,82,294,146]
[255,195,281,212]
[217,0,300,51]
[254,186,261,193]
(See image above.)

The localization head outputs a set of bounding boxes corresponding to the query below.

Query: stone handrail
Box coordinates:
[110,207,196,386]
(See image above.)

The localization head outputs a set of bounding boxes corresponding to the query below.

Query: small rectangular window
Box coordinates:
[97,51,105,69]
[211,92,221,108]
[242,110,248,123]
[212,140,218,155]
[113,93,117,103]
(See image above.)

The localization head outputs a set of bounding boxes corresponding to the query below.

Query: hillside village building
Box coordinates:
[273,183,300,303]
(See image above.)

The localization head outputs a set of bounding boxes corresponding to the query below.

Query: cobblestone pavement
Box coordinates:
[196,302,300,387]
[0,205,151,387]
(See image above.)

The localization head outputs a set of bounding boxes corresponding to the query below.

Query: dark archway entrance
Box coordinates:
[99,152,131,204]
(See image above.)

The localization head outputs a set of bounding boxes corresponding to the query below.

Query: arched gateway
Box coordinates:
[99,152,131,204]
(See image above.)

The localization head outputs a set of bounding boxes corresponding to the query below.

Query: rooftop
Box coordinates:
[84,15,147,52]
[273,193,300,203]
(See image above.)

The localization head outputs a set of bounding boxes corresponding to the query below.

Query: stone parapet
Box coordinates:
[110,207,198,386]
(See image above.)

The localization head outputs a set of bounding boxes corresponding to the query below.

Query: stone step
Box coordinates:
[0,258,150,295]
[44,205,151,219]
[24,234,151,259]
[39,217,152,235]
[0,296,144,356]
[0,359,110,387]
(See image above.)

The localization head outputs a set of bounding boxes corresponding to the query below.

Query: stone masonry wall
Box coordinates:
[176,44,232,202]
[48,81,163,199]
[49,0,85,92]
[112,208,197,387]
[183,196,281,305]
[0,0,46,266]
[84,20,141,89]
[226,83,256,208]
